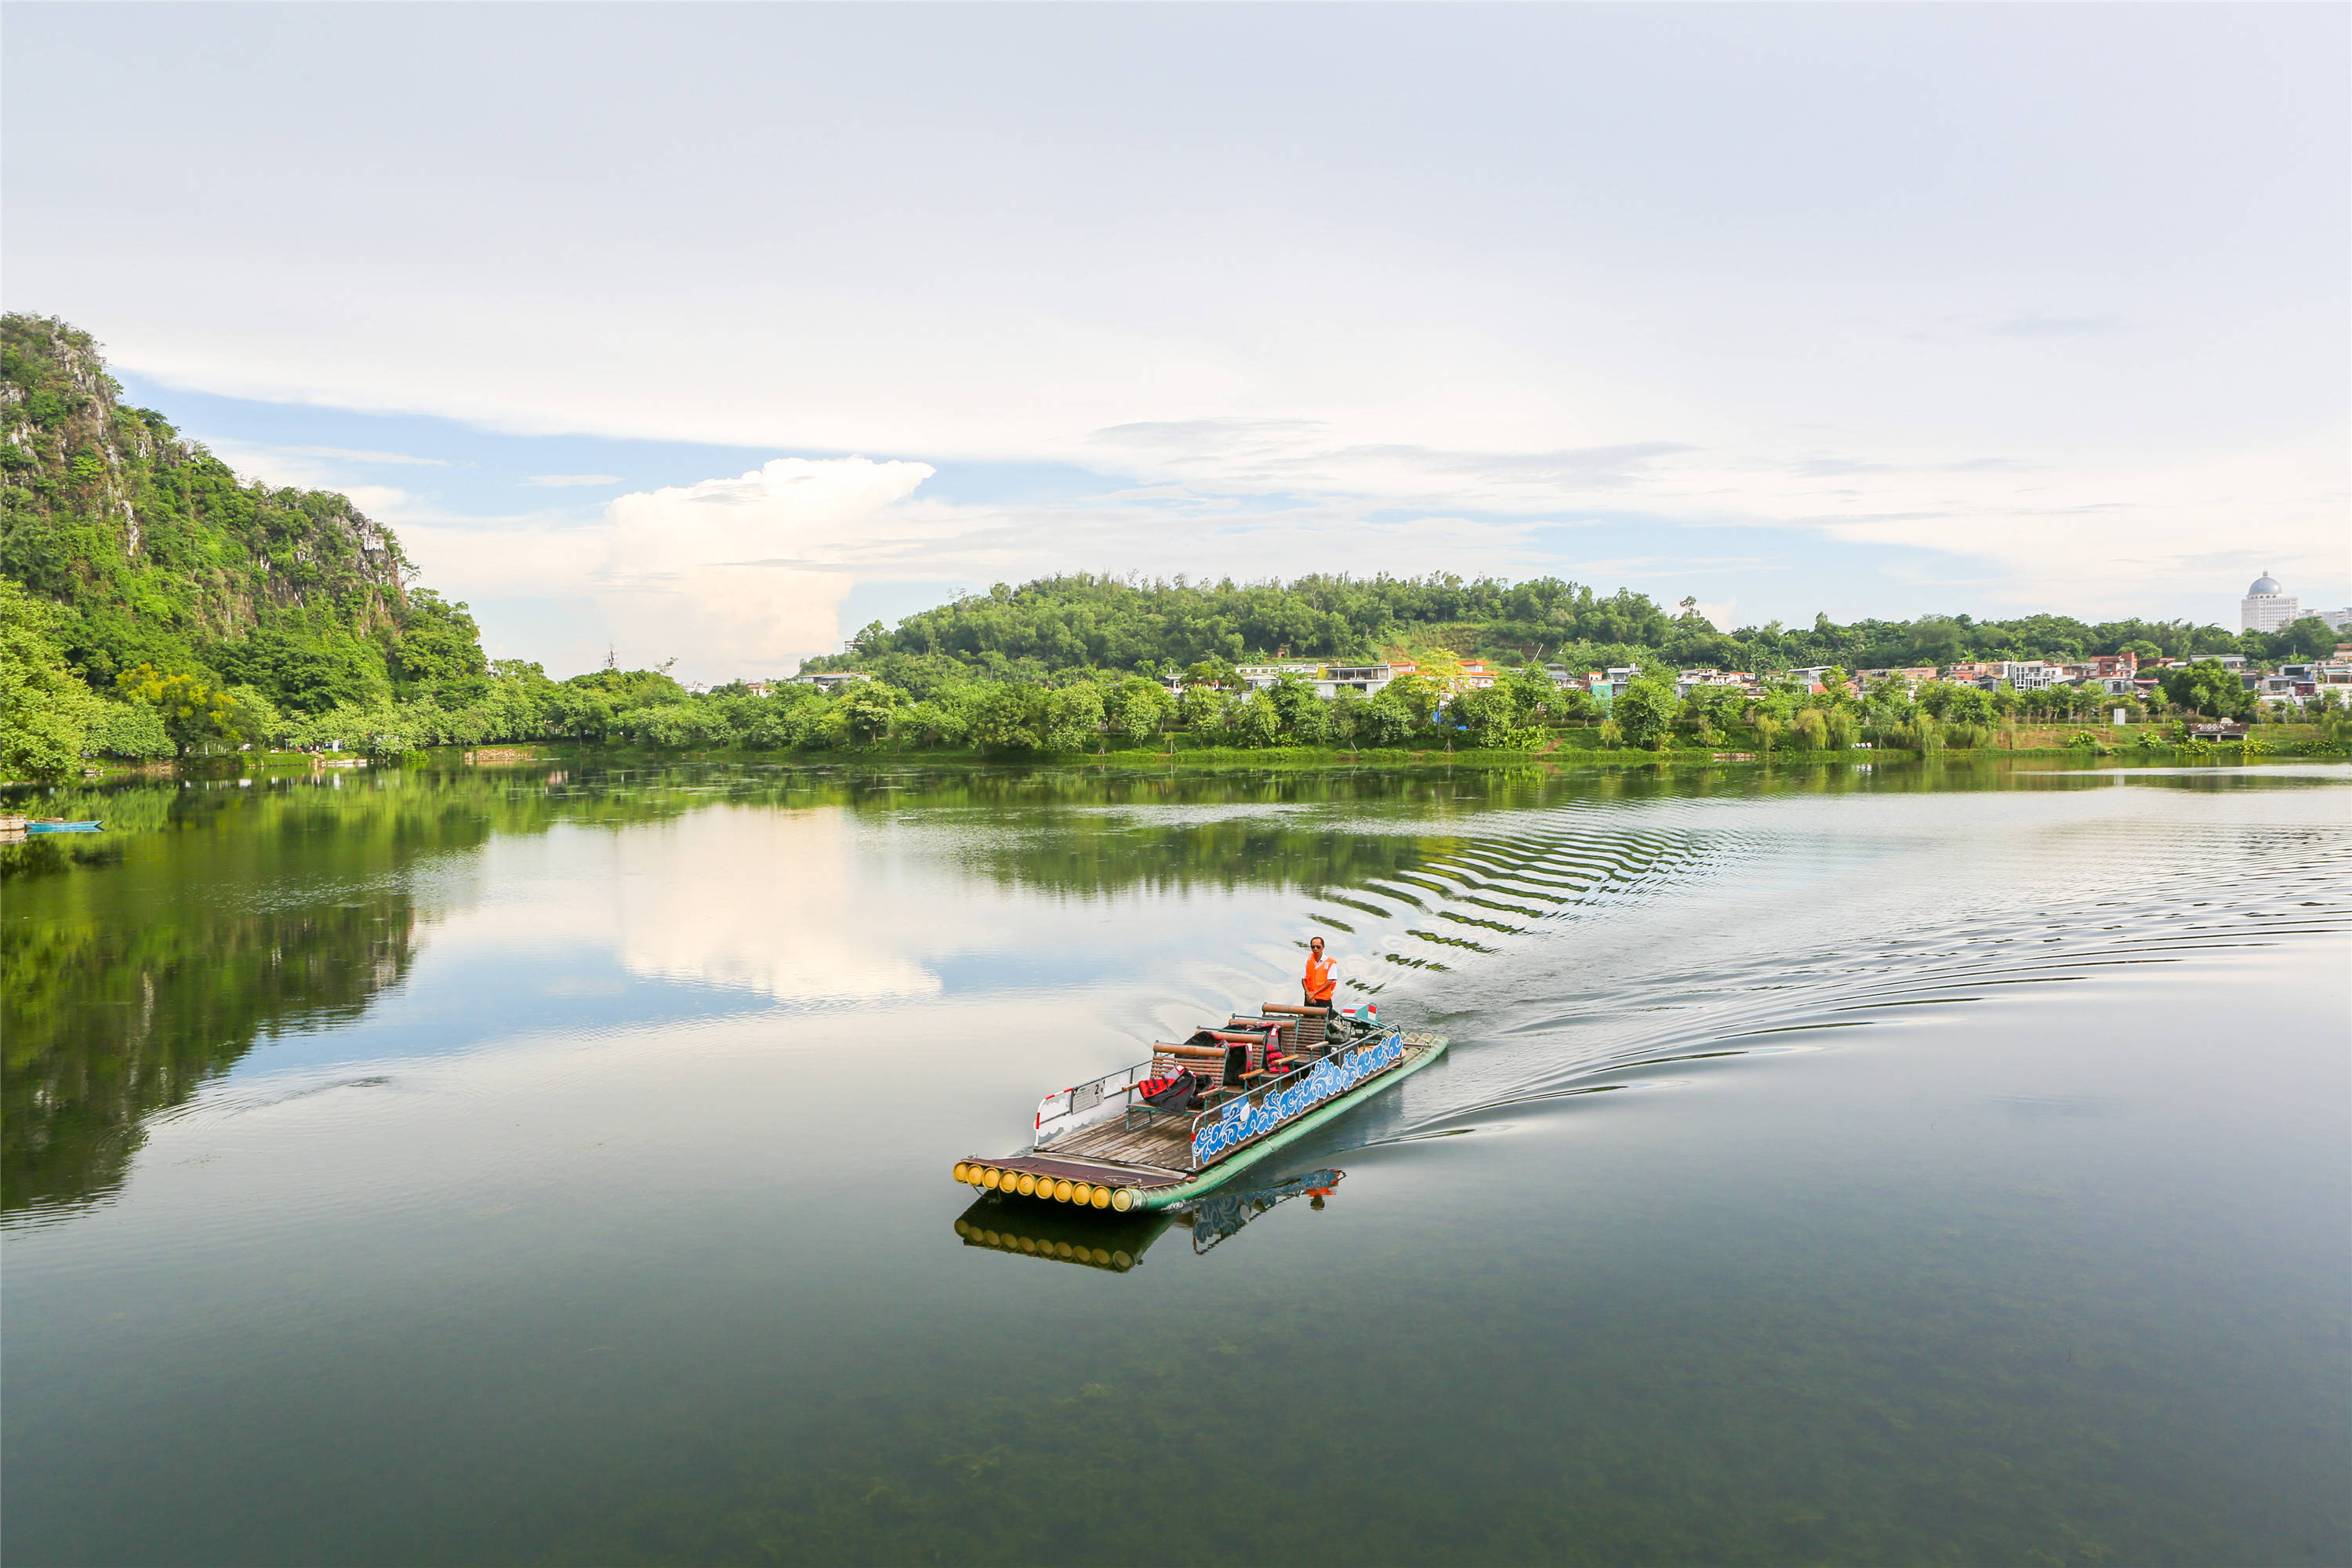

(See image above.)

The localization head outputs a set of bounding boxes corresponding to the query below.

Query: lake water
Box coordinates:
[5,759,2347,1566]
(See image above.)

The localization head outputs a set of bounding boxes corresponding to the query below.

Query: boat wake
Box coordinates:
[1282,774,2352,1142]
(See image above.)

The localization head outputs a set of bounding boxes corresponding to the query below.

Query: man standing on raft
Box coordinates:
[1304,935,1339,1011]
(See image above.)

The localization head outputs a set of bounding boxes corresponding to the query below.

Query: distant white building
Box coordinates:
[2320,607,2352,633]
[1232,662,1403,699]
[2241,573,2300,633]
[1999,661,2060,692]
[1323,663,1399,697]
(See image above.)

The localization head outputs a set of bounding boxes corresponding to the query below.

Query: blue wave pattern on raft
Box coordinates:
[1190,1029,1406,1165]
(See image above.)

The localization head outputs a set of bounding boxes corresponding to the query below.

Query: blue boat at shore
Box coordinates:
[24,819,104,833]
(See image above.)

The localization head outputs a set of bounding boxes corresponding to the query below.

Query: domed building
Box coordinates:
[2240,572,2299,633]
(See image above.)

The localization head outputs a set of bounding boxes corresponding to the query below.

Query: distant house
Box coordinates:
[1324,663,1399,697]
[1235,662,1325,691]
[788,671,873,691]
[1999,661,2059,692]
[1943,660,2058,691]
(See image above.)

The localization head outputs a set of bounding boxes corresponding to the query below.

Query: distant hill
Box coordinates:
[799,572,2286,700]
[0,314,485,713]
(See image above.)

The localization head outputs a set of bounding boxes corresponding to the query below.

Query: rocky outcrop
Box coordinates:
[0,314,411,661]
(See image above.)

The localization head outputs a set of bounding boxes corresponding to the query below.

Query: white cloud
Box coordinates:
[396,458,941,677]
[597,457,935,670]
[28,6,2342,639]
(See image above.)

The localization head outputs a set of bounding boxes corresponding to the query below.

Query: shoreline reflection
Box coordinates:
[953,1167,1345,1270]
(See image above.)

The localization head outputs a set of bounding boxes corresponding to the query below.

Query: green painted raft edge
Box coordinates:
[1135,1034,1450,1210]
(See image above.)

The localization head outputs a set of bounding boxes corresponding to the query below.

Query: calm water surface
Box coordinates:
[5,759,2348,1566]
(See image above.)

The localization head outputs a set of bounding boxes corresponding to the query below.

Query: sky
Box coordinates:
[6,2,2347,681]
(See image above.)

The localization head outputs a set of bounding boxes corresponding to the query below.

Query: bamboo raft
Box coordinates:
[953,1003,1447,1212]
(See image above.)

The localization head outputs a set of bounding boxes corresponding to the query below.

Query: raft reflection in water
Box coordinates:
[953,1168,1344,1270]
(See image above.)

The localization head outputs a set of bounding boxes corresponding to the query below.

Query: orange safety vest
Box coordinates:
[1304,951,1336,1001]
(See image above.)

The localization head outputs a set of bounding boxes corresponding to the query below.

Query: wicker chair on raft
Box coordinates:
[1123,1003,1336,1131]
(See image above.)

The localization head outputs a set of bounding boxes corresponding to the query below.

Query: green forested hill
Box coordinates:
[803,572,2319,699]
[1,313,488,706]
[0,314,510,774]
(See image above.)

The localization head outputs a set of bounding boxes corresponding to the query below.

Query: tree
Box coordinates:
[212,625,392,714]
[1232,689,1283,747]
[2259,615,2342,662]
[223,684,288,750]
[2161,659,2252,719]
[1176,681,1225,733]
[1357,688,1413,746]
[1676,684,1745,744]
[1268,673,1329,743]
[83,701,172,760]
[1450,684,1540,748]
[114,662,242,754]
[1916,681,1994,725]
[1106,677,1170,745]
[967,684,1045,752]
[390,590,489,706]
[0,579,103,779]
[1327,690,1365,744]
[1611,668,1679,750]
[1384,673,1443,728]
[839,681,902,746]
[1041,684,1105,752]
